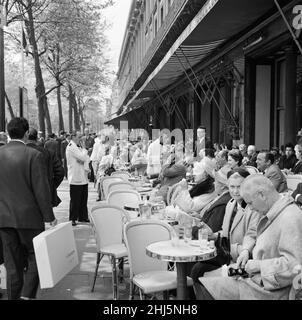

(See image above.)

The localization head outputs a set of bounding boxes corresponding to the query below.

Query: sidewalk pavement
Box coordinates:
[36,180,130,300]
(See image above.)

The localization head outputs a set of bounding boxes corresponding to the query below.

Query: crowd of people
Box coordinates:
[1,118,302,300]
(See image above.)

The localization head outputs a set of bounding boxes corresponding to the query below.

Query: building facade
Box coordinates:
[107,0,302,149]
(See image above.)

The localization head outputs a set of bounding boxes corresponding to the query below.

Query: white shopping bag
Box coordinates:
[33,222,79,289]
[0,264,6,290]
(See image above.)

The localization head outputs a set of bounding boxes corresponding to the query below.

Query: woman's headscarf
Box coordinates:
[193,157,216,182]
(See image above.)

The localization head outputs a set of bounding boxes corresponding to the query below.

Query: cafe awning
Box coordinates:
[113,0,292,120]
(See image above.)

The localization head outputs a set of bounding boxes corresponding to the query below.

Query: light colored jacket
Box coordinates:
[147,139,162,176]
[222,199,261,261]
[90,138,102,162]
[201,194,302,300]
[174,190,216,213]
[265,164,288,193]
[66,141,90,185]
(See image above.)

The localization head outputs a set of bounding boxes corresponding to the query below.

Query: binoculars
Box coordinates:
[228,267,249,278]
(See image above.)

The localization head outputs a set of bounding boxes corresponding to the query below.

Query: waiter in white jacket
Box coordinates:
[66,132,90,226]
[147,137,162,178]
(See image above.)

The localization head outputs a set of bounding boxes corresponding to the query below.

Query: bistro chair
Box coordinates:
[286,175,302,192]
[107,190,141,209]
[90,204,130,300]
[245,166,259,175]
[107,190,141,220]
[107,181,135,195]
[101,176,123,200]
[111,171,132,181]
[124,220,179,300]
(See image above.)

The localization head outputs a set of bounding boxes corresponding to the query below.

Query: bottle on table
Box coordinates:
[140,196,151,220]
[152,196,166,220]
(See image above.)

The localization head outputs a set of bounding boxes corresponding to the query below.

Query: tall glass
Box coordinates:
[184,226,192,243]
[198,228,208,249]
[172,226,180,246]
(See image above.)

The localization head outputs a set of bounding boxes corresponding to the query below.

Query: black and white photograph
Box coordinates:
[0,0,302,314]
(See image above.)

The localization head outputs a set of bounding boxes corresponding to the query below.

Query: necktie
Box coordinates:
[228,204,238,234]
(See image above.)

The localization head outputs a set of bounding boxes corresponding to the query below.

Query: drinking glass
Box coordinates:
[184,227,192,243]
[198,229,208,249]
[171,227,180,246]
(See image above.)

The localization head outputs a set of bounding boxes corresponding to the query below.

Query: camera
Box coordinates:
[228,267,249,278]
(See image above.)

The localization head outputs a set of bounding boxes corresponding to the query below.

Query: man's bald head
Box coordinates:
[247,145,256,156]
[240,174,280,215]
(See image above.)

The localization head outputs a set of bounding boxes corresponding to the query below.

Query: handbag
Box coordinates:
[214,233,232,266]
[104,165,116,176]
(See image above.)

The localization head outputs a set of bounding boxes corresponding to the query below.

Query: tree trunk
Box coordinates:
[73,95,80,132]
[68,84,73,133]
[26,2,52,135]
[5,91,15,119]
[44,96,52,134]
[78,97,85,132]
[56,80,64,132]
[55,43,64,132]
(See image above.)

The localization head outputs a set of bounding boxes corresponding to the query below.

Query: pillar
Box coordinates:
[244,58,256,145]
[284,46,297,144]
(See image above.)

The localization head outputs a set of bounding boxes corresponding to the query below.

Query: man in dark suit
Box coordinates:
[0,118,57,300]
[292,183,302,205]
[27,128,65,208]
[256,151,288,193]
[61,134,71,179]
[278,143,297,170]
[44,133,61,163]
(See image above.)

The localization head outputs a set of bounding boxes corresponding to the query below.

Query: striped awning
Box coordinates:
[144,40,225,91]
[115,0,291,117]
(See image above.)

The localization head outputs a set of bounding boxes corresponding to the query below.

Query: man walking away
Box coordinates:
[44,133,60,162]
[0,118,57,300]
[27,128,65,208]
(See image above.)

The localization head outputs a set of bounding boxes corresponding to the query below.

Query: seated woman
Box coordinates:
[191,169,260,293]
[228,150,243,170]
[196,167,231,233]
[156,148,187,203]
[131,142,147,175]
[96,146,114,199]
[216,149,229,171]
[173,157,217,213]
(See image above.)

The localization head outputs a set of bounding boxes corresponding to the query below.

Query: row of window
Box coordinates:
[119,0,175,104]
[145,0,174,43]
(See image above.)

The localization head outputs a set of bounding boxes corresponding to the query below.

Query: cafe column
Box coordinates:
[284,45,297,144]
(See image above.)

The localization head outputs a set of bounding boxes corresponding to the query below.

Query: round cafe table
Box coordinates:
[146,240,216,300]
